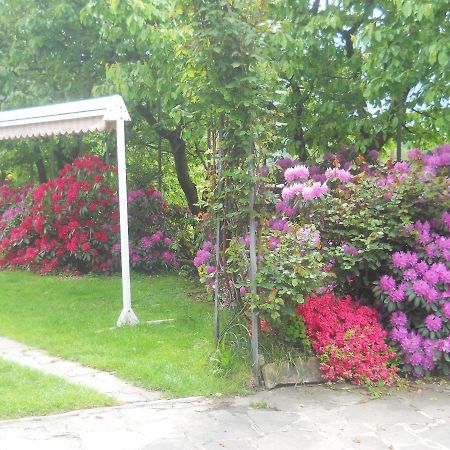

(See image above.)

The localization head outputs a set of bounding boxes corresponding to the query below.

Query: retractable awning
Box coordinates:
[0,95,130,140]
[0,96,138,326]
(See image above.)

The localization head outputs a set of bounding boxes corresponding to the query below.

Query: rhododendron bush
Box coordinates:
[194,143,449,378]
[279,144,450,300]
[374,217,450,377]
[0,155,179,274]
[112,187,179,272]
[297,293,397,385]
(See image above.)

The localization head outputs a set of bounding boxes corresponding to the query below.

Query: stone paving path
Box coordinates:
[0,336,161,403]
[0,383,449,450]
[0,336,449,449]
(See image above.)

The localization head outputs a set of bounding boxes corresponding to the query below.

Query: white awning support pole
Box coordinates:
[115,118,138,326]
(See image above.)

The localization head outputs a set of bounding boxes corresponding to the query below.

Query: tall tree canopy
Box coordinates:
[0,0,448,208]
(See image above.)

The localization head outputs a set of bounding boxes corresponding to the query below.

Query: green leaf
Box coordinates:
[438,50,448,68]
[401,1,414,18]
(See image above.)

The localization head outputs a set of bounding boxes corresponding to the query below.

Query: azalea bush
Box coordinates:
[374,216,450,377]
[0,155,180,274]
[297,292,398,385]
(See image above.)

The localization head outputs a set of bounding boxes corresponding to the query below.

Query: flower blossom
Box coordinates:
[284,165,309,182]
[281,183,305,201]
[301,182,328,201]
[424,314,443,332]
[390,311,407,328]
[379,275,396,293]
[342,244,359,256]
[324,168,353,183]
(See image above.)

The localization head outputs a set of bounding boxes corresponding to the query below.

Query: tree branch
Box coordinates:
[340,1,375,59]
[311,0,320,15]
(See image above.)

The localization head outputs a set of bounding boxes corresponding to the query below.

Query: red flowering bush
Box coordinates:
[0,156,117,274]
[297,293,398,385]
[0,155,179,274]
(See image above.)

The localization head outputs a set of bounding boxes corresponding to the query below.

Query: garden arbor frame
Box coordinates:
[0,95,138,326]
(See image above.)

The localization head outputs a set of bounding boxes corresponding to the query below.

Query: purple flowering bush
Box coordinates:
[374,217,450,377]
[194,144,449,369]
[111,187,180,272]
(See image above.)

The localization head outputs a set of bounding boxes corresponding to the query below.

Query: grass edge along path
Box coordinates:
[0,271,251,398]
[0,358,116,419]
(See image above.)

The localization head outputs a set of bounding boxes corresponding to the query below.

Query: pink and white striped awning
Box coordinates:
[0,95,130,141]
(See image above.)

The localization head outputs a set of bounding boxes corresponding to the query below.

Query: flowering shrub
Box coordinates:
[0,156,116,273]
[374,216,450,377]
[194,219,330,348]
[112,187,179,272]
[0,181,31,217]
[0,156,179,274]
[297,293,398,385]
[194,144,449,368]
[279,144,450,300]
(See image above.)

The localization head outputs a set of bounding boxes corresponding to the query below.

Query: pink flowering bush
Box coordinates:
[297,293,398,385]
[374,216,450,377]
[194,220,329,349]
[111,187,179,272]
[279,144,450,300]
[194,144,449,369]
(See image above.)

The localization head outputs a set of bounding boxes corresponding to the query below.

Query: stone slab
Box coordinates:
[1,383,449,449]
[261,356,325,389]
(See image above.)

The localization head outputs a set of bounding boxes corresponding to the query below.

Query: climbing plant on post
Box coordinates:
[190,0,276,383]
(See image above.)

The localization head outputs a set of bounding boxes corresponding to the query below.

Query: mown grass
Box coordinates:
[0,358,115,419]
[0,271,251,397]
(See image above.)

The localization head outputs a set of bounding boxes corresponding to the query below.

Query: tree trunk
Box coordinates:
[289,80,309,160]
[171,132,200,215]
[34,147,47,183]
[53,142,66,170]
[35,156,47,183]
[137,103,200,215]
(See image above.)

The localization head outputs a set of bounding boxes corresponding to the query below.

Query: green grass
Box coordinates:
[0,358,115,419]
[0,271,251,397]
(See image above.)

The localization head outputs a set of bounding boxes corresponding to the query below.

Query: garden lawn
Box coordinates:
[0,272,250,397]
[0,358,115,419]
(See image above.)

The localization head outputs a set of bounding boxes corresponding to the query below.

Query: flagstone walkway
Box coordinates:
[0,336,449,449]
[0,336,161,403]
[0,382,449,450]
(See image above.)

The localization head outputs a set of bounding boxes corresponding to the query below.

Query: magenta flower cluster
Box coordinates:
[376,216,450,376]
[281,182,329,203]
[325,168,353,183]
[284,165,309,182]
[194,240,213,268]
[407,144,450,176]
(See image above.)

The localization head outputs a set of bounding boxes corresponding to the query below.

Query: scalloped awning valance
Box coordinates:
[0,95,130,140]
